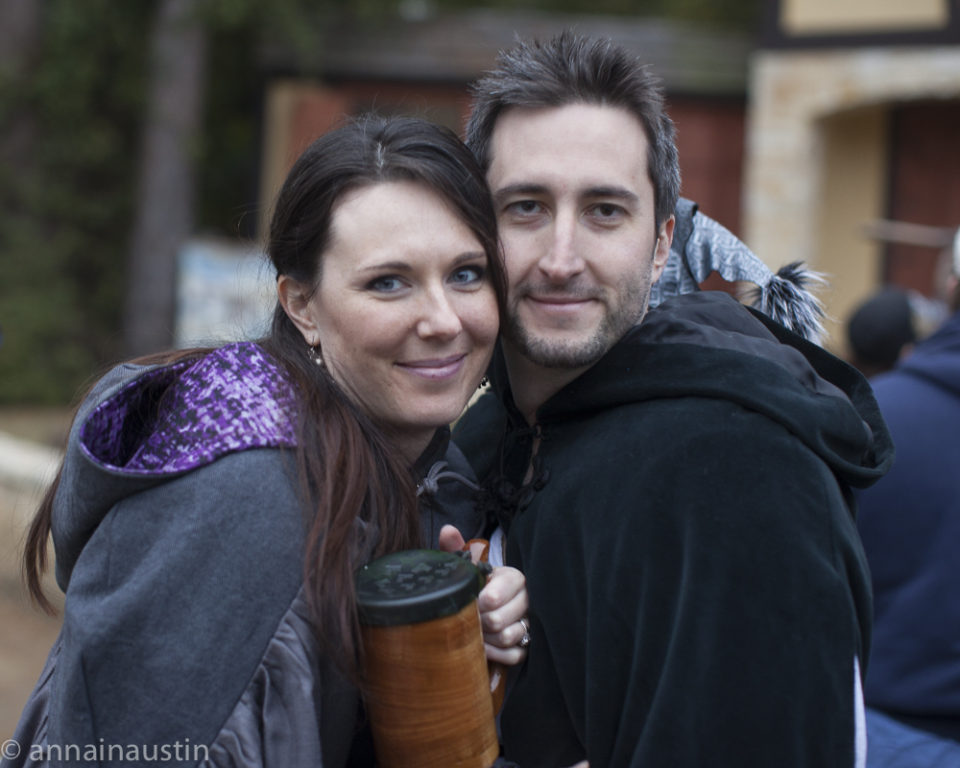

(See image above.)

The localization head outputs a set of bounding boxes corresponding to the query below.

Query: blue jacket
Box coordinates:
[857,310,960,718]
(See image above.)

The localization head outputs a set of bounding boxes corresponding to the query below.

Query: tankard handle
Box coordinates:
[463,538,507,714]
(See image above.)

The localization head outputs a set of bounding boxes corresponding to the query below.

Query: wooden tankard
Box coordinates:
[356,549,500,768]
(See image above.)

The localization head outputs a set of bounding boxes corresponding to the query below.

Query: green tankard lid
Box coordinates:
[356,549,486,627]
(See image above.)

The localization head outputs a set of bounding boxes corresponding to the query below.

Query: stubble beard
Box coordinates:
[504,276,652,370]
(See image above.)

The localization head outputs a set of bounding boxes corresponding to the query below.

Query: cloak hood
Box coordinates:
[50,341,478,593]
[488,291,892,490]
[51,343,298,590]
[652,199,827,343]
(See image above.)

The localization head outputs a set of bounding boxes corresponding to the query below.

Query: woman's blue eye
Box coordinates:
[368,276,404,293]
[450,265,485,285]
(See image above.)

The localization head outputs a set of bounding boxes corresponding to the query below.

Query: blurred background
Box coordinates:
[2,0,959,738]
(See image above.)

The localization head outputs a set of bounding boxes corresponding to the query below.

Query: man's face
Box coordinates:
[486,103,673,370]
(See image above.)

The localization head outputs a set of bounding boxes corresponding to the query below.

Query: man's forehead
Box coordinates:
[486,103,651,194]
[488,102,647,147]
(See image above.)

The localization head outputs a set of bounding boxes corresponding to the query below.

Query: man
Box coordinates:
[454,33,893,767]
[855,237,960,768]
[846,287,918,378]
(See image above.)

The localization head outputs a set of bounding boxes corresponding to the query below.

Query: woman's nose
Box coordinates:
[416,289,463,340]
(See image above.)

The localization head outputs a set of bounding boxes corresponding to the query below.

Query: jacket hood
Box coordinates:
[50,342,478,590]
[51,343,297,589]
[490,292,892,489]
[895,309,960,398]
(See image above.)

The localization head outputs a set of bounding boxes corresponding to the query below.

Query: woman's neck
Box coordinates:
[384,427,438,467]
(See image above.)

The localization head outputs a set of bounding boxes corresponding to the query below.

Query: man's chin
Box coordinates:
[511,332,610,370]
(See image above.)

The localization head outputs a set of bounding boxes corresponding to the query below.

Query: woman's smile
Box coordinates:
[396,353,468,380]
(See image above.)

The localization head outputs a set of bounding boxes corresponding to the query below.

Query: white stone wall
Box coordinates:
[745,46,960,267]
[743,46,960,345]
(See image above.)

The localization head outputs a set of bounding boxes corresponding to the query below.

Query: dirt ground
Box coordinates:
[0,408,70,740]
[0,479,63,741]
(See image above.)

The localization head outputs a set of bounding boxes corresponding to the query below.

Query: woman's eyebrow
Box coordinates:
[359,251,485,274]
[359,260,411,273]
[452,251,487,265]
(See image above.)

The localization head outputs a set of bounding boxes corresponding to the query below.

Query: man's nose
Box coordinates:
[538,208,585,282]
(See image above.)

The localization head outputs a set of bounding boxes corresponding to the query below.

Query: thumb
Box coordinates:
[437,524,466,553]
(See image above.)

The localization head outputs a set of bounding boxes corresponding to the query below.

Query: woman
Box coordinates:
[9,116,525,767]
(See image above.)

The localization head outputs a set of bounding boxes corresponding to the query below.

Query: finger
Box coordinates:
[478,566,526,613]
[483,612,530,648]
[479,571,527,635]
[484,641,528,667]
[481,590,528,637]
[437,524,466,554]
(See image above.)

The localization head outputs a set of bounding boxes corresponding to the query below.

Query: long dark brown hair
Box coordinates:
[22,115,506,680]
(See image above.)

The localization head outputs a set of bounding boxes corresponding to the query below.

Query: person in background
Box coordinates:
[846,287,918,378]
[454,31,893,767]
[856,233,960,767]
[846,286,948,378]
[4,116,528,768]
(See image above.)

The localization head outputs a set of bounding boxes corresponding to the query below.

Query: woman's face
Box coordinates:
[295,180,498,457]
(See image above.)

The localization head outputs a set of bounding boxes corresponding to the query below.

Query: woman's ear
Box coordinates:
[277,275,320,346]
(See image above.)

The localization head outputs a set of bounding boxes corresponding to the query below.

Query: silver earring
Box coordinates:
[306,342,325,368]
[478,376,489,390]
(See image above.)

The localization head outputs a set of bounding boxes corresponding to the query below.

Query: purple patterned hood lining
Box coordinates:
[80,343,297,476]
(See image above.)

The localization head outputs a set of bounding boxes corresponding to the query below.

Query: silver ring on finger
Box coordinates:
[517,617,531,649]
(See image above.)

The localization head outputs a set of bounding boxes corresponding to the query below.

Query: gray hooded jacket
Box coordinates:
[4,342,483,768]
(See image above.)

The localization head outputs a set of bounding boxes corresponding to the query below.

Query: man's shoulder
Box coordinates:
[548,394,757,455]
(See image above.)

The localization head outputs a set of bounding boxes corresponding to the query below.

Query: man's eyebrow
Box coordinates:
[583,186,639,203]
[493,183,640,205]
[493,183,549,204]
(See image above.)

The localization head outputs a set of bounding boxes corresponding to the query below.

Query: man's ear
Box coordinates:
[652,214,675,282]
[277,275,319,345]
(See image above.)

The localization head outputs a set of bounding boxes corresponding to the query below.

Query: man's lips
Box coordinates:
[396,353,467,380]
[524,293,596,311]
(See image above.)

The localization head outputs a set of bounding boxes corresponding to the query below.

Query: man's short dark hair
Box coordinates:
[847,287,916,373]
[465,31,681,229]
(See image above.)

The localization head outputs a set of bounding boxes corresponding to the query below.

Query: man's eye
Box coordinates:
[505,200,543,216]
[450,265,485,285]
[591,203,624,218]
[367,276,405,293]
